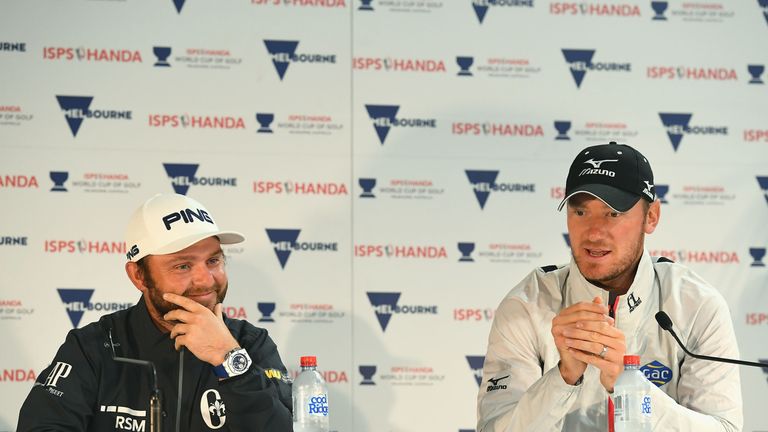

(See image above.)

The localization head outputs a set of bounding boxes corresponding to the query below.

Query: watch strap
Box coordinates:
[213,363,229,378]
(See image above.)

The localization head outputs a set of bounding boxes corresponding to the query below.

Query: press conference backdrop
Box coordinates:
[1,0,767,431]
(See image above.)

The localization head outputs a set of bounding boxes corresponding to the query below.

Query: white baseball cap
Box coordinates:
[124,193,245,262]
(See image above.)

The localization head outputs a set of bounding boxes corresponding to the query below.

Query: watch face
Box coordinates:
[231,353,248,372]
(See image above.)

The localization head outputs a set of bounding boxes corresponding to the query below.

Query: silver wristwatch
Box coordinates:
[213,347,252,379]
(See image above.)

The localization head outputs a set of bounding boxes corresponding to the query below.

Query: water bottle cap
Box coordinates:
[300,356,317,367]
[623,355,640,366]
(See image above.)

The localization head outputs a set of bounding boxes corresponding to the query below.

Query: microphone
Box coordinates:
[108,330,163,432]
[655,311,768,369]
[176,347,185,432]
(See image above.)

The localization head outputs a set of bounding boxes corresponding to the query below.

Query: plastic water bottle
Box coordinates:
[292,356,330,432]
[613,355,652,432]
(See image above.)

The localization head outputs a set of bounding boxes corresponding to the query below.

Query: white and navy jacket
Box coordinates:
[18,297,293,432]
[478,250,743,431]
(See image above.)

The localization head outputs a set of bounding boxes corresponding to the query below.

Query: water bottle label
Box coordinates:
[641,394,652,417]
[307,393,329,417]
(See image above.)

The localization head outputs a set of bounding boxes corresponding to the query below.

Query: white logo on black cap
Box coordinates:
[584,158,618,169]
[579,158,618,178]
[643,181,655,199]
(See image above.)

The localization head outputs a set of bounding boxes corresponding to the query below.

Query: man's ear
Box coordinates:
[644,200,661,235]
[125,261,148,294]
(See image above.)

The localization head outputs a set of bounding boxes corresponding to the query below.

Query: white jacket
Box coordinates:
[477,250,743,432]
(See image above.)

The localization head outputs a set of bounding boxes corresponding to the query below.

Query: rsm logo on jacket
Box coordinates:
[101,405,146,432]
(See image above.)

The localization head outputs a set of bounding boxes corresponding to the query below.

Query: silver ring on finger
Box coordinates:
[598,345,608,359]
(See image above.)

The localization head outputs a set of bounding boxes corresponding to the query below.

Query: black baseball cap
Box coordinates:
[557,141,655,212]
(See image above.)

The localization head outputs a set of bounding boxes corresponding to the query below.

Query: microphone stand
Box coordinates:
[109,330,164,432]
[176,347,185,432]
[655,311,768,369]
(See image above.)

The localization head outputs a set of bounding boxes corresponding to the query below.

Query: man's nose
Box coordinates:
[191,263,215,287]
[585,217,607,242]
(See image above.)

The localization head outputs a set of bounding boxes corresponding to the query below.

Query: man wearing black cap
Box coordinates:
[477,143,742,431]
[18,194,293,431]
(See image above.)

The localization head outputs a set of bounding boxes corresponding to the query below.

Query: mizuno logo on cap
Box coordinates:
[584,158,618,168]
[643,181,655,199]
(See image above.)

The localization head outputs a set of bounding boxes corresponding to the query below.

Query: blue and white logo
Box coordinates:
[758,176,768,205]
[256,113,274,133]
[153,46,172,67]
[257,302,276,322]
[358,178,377,198]
[749,247,766,267]
[359,0,374,10]
[760,0,768,25]
[748,64,765,84]
[56,95,132,138]
[57,288,94,328]
[562,49,594,88]
[458,242,475,262]
[359,365,377,385]
[561,49,631,88]
[163,163,198,195]
[650,1,668,20]
[57,288,131,328]
[655,184,670,203]
[472,0,534,24]
[554,120,571,140]
[264,228,338,270]
[163,163,237,195]
[265,228,301,269]
[366,291,438,332]
[465,169,536,210]
[367,292,400,331]
[466,355,485,386]
[366,105,399,144]
[472,0,491,23]
[56,96,92,137]
[263,40,336,81]
[641,360,673,387]
[465,170,499,209]
[364,104,437,145]
[49,171,69,192]
[264,40,297,80]
[457,56,474,76]
[172,0,186,13]
[658,113,728,152]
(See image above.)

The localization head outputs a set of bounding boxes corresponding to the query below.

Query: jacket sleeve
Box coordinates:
[478,287,583,432]
[218,324,293,432]
[16,330,98,432]
[651,293,743,431]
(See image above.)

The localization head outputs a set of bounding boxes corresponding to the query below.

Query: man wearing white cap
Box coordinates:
[477,142,742,431]
[18,193,292,431]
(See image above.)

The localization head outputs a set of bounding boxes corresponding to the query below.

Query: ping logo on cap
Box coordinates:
[162,208,214,230]
[125,244,140,260]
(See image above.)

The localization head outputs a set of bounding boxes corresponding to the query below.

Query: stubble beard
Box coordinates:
[142,271,227,316]
[574,229,645,290]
